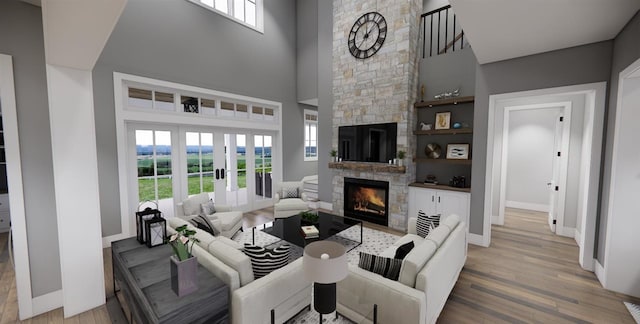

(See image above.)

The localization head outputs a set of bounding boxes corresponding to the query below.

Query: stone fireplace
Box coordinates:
[344,177,389,226]
[330,0,421,231]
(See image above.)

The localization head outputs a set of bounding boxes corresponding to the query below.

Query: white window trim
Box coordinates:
[304,109,318,162]
[104,72,283,248]
[187,0,264,33]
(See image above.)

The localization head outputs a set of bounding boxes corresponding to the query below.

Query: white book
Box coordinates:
[301,225,319,237]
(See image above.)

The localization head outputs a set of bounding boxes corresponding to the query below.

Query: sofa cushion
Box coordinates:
[274,198,307,211]
[425,225,451,248]
[209,241,255,286]
[394,241,415,260]
[212,211,243,231]
[441,214,460,231]
[416,211,440,238]
[243,244,291,279]
[358,252,402,281]
[182,193,210,216]
[201,200,216,215]
[398,240,437,287]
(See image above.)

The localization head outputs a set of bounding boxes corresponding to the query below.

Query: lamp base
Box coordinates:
[313,282,336,315]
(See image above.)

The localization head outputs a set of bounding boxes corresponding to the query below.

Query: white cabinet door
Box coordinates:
[409,187,437,218]
[436,191,470,225]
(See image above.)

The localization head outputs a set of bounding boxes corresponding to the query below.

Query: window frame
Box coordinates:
[303,109,318,162]
[187,0,264,33]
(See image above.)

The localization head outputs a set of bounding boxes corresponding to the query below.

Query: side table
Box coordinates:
[112,237,229,323]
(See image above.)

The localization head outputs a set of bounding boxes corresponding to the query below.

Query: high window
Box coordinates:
[304,110,318,161]
[189,0,263,32]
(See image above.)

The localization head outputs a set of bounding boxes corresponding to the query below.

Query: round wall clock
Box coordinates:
[348,12,387,59]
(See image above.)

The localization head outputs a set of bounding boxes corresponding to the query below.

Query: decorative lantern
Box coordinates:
[136,206,161,244]
[145,215,167,248]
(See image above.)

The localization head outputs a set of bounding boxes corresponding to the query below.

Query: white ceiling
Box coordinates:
[449,0,640,64]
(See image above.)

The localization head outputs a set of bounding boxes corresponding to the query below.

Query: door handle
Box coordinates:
[438,196,441,203]
[221,168,225,179]
[216,169,220,180]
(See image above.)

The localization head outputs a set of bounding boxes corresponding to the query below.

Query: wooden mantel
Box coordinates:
[328,161,406,174]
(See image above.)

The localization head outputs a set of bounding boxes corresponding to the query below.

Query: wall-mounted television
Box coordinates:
[338,123,397,163]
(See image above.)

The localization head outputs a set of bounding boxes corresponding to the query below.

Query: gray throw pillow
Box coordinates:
[200,199,216,215]
[281,187,299,199]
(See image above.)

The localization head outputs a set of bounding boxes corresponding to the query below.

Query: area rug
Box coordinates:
[625,302,640,324]
[234,224,401,323]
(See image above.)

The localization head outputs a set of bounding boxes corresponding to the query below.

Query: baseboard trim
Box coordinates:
[595,260,605,287]
[468,233,488,247]
[505,200,549,212]
[558,226,575,238]
[574,228,582,247]
[32,290,63,317]
[318,201,333,211]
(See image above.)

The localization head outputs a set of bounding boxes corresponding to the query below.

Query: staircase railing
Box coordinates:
[421,5,465,58]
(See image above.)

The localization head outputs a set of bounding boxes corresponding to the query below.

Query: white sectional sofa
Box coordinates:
[166,217,311,324]
[337,214,467,324]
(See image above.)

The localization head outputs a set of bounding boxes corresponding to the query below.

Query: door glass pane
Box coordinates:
[186,132,215,197]
[224,134,248,207]
[136,129,173,217]
[254,135,272,200]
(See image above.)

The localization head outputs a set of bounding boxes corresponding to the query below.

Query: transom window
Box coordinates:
[304,109,318,161]
[189,0,263,32]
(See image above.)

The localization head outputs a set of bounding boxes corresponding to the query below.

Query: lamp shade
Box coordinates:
[303,241,348,284]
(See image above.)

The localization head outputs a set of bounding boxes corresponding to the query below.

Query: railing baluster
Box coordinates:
[430,15,433,57]
[422,17,426,58]
[453,14,456,52]
[437,11,441,55]
[445,8,449,54]
[461,30,464,50]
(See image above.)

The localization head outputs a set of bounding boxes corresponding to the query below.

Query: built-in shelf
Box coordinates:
[328,161,406,174]
[414,158,472,165]
[409,182,470,193]
[414,96,474,108]
[414,128,473,135]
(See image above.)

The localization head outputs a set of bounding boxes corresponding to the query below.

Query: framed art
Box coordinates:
[446,143,469,160]
[435,112,451,129]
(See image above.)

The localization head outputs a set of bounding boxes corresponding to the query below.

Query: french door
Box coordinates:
[129,123,276,218]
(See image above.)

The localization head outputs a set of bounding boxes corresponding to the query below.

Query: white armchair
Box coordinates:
[273,181,309,218]
[175,193,243,238]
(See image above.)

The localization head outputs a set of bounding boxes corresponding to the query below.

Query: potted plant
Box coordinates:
[397,150,406,167]
[169,225,200,296]
[300,210,319,226]
[330,149,338,162]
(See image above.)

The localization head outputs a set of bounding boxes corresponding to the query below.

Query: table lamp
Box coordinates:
[303,241,348,322]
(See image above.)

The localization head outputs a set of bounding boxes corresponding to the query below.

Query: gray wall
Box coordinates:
[0,0,62,297]
[597,11,640,263]
[296,0,318,103]
[471,41,613,235]
[419,48,477,99]
[316,0,333,203]
[93,0,311,236]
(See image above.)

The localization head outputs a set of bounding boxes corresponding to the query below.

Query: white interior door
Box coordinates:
[548,114,563,232]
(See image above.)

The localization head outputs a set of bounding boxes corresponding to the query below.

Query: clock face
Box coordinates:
[348,12,387,59]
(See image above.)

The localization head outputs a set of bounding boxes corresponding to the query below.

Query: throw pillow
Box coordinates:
[200,199,216,216]
[358,252,402,281]
[394,241,415,260]
[416,210,440,238]
[243,243,290,279]
[189,214,220,236]
[281,187,299,199]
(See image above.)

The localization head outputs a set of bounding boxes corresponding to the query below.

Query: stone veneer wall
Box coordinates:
[331,0,422,231]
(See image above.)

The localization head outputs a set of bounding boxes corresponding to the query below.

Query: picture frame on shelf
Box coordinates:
[435,112,451,130]
[446,143,469,160]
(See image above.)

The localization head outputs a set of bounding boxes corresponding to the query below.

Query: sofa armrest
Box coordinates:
[337,265,427,324]
[232,258,311,324]
[274,193,281,203]
[300,192,308,202]
[215,204,233,212]
[175,202,186,218]
[408,217,417,235]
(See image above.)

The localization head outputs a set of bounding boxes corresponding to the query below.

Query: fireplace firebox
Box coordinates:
[344,177,389,226]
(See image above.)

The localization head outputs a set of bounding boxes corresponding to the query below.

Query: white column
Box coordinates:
[45,65,105,317]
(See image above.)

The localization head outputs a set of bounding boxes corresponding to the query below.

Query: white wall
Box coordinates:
[505,107,561,211]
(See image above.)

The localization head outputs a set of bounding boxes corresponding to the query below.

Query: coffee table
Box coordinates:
[252,210,363,251]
